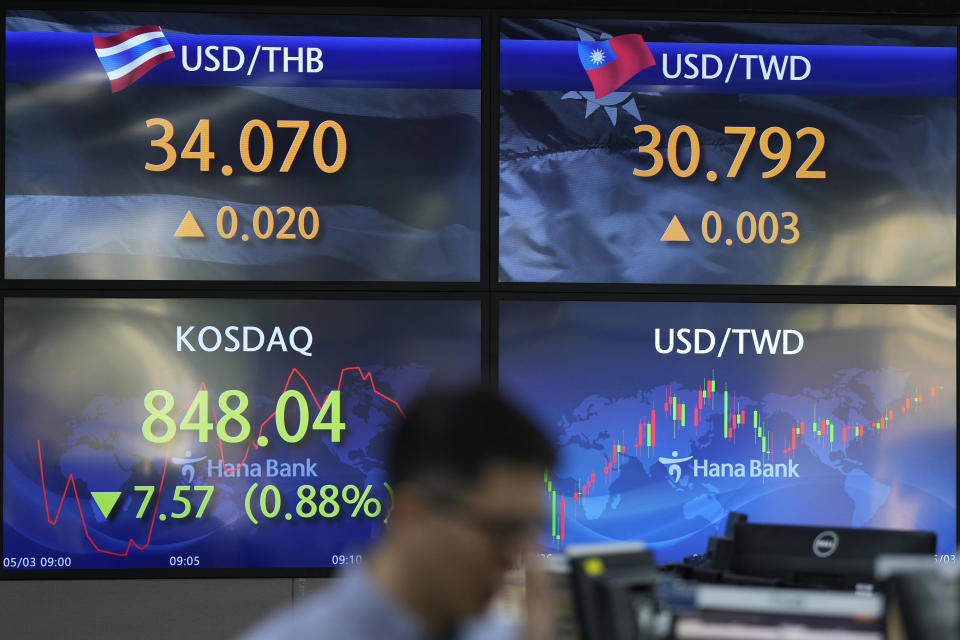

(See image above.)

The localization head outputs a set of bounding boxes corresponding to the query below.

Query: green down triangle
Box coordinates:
[91,491,122,518]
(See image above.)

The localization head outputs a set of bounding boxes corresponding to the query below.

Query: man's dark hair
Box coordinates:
[387,386,556,500]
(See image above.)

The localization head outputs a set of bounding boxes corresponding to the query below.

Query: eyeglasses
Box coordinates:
[422,482,546,546]
[441,504,545,547]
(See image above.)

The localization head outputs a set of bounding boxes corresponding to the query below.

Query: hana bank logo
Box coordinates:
[658,453,801,481]
[658,450,694,482]
[171,449,208,484]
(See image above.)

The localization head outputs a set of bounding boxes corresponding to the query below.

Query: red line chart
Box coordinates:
[36,366,404,556]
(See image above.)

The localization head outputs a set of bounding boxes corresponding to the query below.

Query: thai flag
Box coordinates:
[578,35,655,99]
[93,26,175,92]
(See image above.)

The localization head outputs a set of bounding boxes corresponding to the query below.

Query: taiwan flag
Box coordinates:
[578,35,655,99]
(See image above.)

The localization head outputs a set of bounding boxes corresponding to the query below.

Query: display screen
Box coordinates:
[5,11,481,280]
[499,301,956,561]
[499,19,957,285]
[2,298,480,572]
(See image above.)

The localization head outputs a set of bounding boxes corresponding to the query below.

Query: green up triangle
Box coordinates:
[91,491,122,518]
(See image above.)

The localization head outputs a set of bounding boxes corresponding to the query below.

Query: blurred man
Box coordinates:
[238,386,557,640]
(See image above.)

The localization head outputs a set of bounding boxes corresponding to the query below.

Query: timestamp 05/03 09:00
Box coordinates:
[1,556,208,568]
[3,556,72,569]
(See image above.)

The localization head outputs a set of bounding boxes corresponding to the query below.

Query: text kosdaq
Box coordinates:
[176,325,313,356]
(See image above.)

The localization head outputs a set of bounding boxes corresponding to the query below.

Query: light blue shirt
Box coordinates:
[236,568,520,640]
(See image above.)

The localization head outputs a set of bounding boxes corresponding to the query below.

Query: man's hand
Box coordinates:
[522,552,555,640]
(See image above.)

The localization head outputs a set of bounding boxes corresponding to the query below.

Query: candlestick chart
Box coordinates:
[501,301,956,561]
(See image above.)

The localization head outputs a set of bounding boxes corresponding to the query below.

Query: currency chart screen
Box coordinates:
[499,301,957,561]
[5,10,481,281]
[2,298,480,572]
[499,19,957,285]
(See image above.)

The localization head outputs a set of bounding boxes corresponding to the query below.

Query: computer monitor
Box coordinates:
[725,513,936,589]
[567,542,661,640]
[671,582,885,640]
